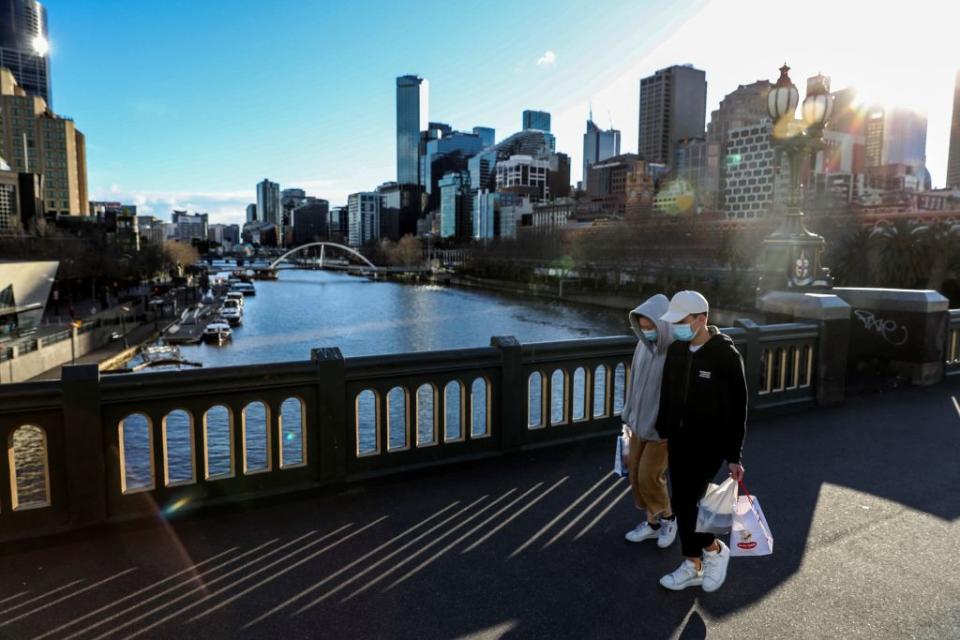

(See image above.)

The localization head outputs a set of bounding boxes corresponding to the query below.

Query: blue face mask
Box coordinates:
[672,323,696,342]
[641,329,658,342]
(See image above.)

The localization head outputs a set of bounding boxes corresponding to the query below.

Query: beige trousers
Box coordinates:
[627,431,672,524]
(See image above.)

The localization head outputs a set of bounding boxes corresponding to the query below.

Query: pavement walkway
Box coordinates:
[2,380,959,639]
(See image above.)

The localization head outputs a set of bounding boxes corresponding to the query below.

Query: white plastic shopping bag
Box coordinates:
[730,489,774,557]
[613,426,630,478]
[695,477,738,534]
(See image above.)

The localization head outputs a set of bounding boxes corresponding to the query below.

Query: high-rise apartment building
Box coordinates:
[522,110,551,132]
[947,71,960,188]
[396,75,428,185]
[638,65,707,166]
[496,155,550,201]
[0,0,52,107]
[582,118,620,190]
[723,120,779,219]
[347,192,379,247]
[0,67,86,215]
[256,178,281,230]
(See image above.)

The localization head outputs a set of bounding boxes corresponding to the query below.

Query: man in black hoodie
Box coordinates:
[655,291,747,593]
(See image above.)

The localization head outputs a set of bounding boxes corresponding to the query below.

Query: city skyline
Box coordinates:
[40,0,960,225]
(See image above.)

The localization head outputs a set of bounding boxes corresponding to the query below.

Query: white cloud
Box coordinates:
[536,50,557,67]
[90,186,253,226]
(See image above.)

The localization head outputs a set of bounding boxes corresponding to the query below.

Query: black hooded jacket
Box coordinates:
[654,328,747,464]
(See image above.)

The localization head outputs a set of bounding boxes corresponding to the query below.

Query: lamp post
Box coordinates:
[757,64,835,298]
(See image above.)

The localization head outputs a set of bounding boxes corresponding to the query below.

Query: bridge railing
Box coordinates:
[947,310,960,377]
[0,321,819,542]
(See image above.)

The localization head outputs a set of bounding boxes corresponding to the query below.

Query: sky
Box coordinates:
[44,0,960,226]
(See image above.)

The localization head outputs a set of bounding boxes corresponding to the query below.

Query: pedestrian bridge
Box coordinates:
[1,310,960,637]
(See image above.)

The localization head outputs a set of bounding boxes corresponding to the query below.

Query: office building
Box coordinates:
[585,153,655,219]
[582,117,621,190]
[522,110,551,132]
[864,107,927,177]
[496,154,550,201]
[704,80,771,209]
[281,187,305,227]
[347,192,379,247]
[946,70,960,188]
[0,68,87,216]
[723,120,779,219]
[0,0,52,106]
[420,130,484,195]
[0,156,20,232]
[638,65,707,166]
[256,178,281,234]
[242,221,279,247]
[439,171,471,238]
[397,75,428,185]
[377,182,418,240]
[327,206,349,243]
[245,202,257,222]
[208,223,240,251]
[171,210,208,243]
[473,126,495,148]
[291,199,329,245]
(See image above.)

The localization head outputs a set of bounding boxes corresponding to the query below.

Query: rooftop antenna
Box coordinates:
[608,110,613,129]
[589,102,593,123]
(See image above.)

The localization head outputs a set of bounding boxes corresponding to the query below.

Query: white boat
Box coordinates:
[225,291,245,307]
[230,282,256,296]
[202,322,232,344]
[220,306,242,326]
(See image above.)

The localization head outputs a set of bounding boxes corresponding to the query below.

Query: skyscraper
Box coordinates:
[864,107,927,177]
[245,203,257,223]
[473,126,495,148]
[638,65,707,166]
[0,0,51,107]
[256,178,281,230]
[522,110,551,132]
[347,192,379,247]
[582,117,621,190]
[947,70,960,188]
[396,75,428,185]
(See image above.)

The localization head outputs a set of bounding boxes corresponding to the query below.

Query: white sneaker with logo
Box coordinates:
[701,539,731,592]
[657,518,678,548]
[625,522,659,543]
[659,559,704,591]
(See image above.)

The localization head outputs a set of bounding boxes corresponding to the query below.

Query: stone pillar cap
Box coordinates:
[758,290,851,320]
[833,287,949,312]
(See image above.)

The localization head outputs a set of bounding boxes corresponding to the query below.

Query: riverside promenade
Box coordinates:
[2,382,959,640]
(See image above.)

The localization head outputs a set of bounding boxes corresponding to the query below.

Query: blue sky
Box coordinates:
[46,0,957,225]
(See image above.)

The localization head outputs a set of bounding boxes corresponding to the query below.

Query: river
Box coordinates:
[15,268,637,500]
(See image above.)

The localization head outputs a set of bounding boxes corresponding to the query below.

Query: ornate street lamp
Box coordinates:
[756,64,834,297]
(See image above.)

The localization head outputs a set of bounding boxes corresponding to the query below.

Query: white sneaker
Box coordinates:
[625,522,659,543]
[659,560,704,591]
[657,518,678,548]
[701,539,731,592]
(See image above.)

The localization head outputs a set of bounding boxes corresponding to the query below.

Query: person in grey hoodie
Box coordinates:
[621,294,678,548]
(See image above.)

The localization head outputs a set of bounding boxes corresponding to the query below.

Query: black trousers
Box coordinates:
[668,441,724,558]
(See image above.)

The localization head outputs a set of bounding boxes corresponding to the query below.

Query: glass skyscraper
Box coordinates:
[0,0,51,107]
[522,110,551,132]
[256,178,282,232]
[582,118,621,190]
[396,75,428,185]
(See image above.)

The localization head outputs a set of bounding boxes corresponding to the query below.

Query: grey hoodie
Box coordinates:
[621,294,675,441]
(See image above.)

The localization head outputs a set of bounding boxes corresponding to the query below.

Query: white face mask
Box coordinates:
[641,329,658,342]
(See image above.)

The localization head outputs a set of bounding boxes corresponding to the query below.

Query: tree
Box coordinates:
[392,235,423,266]
[163,240,200,276]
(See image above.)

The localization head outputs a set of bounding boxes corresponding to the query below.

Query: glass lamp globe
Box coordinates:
[767,64,799,122]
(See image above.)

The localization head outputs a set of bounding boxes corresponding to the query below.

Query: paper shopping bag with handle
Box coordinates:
[695,477,738,534]
[729,482,774,557]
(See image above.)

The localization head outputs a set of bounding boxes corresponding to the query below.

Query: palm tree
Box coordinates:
[869,220,926,289]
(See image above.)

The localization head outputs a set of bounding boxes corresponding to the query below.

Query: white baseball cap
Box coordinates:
[660,290,709,323]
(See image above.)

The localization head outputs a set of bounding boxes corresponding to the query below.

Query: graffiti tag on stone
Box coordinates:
[853,309,909,347]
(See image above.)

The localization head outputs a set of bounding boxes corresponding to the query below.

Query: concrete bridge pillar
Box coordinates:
[61,364,107,527]
[833,288,950,386]
[758,291,851,405]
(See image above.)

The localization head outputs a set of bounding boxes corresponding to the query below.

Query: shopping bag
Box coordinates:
[613,426,630,478]
[729,485,774,557]
[695,477,738,534]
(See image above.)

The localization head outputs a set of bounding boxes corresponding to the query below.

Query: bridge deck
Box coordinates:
[2,382,959,639]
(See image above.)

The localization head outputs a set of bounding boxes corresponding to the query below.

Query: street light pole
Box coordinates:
[756,64,835,299]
